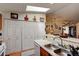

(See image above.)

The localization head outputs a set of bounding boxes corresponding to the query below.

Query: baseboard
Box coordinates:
[6,48,34,56]
[6,51,21,56]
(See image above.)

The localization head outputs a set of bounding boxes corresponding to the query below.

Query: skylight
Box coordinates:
[26,5,50,12]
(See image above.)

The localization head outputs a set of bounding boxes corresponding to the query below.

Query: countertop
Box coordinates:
[34,34,79,56]
[62,38,79,44]
[34,40,66,56]
[45,34,79,44]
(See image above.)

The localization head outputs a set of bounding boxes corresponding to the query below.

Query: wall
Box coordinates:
[46,13,78,35]
[76,23,79,38]
[46,13,67,35]
[19,13,46,21]
[2,12,46,22]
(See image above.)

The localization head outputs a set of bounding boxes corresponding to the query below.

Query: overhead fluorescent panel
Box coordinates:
[26,5,50,12]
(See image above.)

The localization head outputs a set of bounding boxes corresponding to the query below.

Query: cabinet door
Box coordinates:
[22,22,35,55]
[22,22,34,49]
[13,21,22,52]
[37,22,45,39]
[6,20,14,54]
[40,47,49,56]
[3,20,21,54]
[3,20,9,54]
[22,22,45,55]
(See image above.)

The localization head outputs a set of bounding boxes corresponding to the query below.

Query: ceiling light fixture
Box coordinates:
[50,3,54,4]
[26,5,50,12]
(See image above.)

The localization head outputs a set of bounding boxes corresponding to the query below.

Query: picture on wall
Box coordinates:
[11,13,18,19]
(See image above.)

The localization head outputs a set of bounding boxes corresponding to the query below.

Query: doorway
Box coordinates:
[69,26,76,37]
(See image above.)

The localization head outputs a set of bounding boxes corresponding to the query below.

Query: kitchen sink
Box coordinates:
[44,44,59,49]
[54,48,71,56]
[44,43,71,56]
[54,48,67,56]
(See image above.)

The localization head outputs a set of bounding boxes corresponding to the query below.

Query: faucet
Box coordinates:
[58,37,63,47]
[52,36,63,47]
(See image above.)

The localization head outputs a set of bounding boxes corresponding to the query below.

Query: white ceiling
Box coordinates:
[0,3,79,20]
[54,4,79,20]
[0,3,70,13]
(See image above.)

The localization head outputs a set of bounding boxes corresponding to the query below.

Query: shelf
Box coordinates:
[3,18,45,23]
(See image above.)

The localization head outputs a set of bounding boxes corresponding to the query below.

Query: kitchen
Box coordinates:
[0,3,79,56]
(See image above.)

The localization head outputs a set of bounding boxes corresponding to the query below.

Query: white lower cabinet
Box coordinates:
[34,42,40,56]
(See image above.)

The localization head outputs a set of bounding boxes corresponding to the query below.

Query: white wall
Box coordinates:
[2,12,46,22]
[19,13,46,21]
